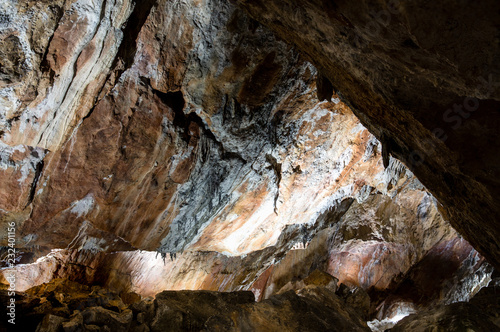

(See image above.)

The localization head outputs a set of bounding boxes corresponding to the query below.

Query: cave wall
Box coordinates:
[234,0,500,269]
[0,0,447,259]
[0,0,496,327]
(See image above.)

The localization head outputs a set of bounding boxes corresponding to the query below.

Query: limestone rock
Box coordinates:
[61,311,84,332]
[234,0,500,270]
[81,307,132,331]
[151,290,254,332]
[303,269,339,291]
[0,0,497,330]
[391,302,500,332]
[120,292,141,306]
[149,288,370,332]
[36,314,66,332]
[0,143,46,213]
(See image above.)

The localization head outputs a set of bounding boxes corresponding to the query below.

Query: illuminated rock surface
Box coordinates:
[0,0,499,330]
[234,0,500,269]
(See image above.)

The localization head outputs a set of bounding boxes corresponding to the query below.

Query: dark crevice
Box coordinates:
[269,109,285,147]
[381,132,400,168]
[149,83,247,164]
[316,74,334,101]
[5,114,21,133]
[402,38,420,49]
[98,0,107,22]
[112,0,157,74]
[81,103,98,123]
[222,93,230,125]
[25,155,46,208]
[39,5,65,77]
[66,262,96,270]
[266,153,282,214]
[382,140,391,168]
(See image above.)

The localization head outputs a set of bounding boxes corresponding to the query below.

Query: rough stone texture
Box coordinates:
[5,0,371,256]
[0,277,371,332]
[35,314,66,332]
[0,143,46,213]
[0,0,134,151]
[0,0,497,330]
[234,0,500,270]
[0,0,466,264]
[2,275,497,331]
[391,278,500,331]
[0,185,491,324]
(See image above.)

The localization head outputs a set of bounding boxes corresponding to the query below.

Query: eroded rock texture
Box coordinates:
[0,277,373,331]
[235,0,500,269]
[391,274,500,332]
[0,0,440,262]
[0,0,498,330]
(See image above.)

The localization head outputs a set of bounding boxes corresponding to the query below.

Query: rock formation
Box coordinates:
[1,276,373,331]
[391,274,500,332]
[234,0,500,269]
[0,0,498,331]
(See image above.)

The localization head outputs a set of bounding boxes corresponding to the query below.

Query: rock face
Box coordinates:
[391,276,500,331]
[0,0,456,262]
[0,143,46,212]
[234,0,500,269]
[0,0,497,330]
[0,277,371,331]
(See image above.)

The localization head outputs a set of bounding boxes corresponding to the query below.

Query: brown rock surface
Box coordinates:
[391,279,500,331]
[0,0,498,330]
[0,278,371,331]
[2,0,451,263]
[0,143,46,212]
[234,0,500,269]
